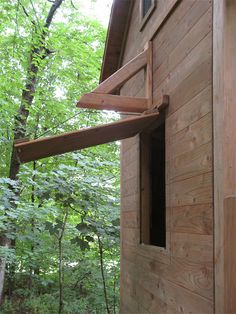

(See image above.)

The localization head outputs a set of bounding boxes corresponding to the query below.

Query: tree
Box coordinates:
[0,1,120,312]
[0,0,67,302]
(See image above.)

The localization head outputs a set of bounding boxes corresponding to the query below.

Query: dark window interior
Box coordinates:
[140,120,166,248]
[150,123,166,247]
[143,0,152,17]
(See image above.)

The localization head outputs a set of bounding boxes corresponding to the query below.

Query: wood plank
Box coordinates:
[155,58,212,116]
[15,113,159,163]
[122,211,139,229]
[140,0,180,50]
[94,48,147,94]
[168,142,212,183]
[120,192,139,212]
[166,85,211,137]
[213,1,236,312]
[122,142,139,165]
[146,41,153,108]
[153,0,211,70]
[171,233,213,263]
[213,1,225,311]
[122,227,140,246]
[169,172,212,207]
[121,175,139,198]
[123,259,213,313]
[155,8,212,87]
[120,0,180,66]
[171,203,213,235]
[121,69,145,98]
[138,243,171,266]
[77,93,148,113]
[167,113,212,161]
[121,158,138,182]
[123,245,213,300]
[224,196,236,313]
[153,31,212,108]
[121,131,139,154]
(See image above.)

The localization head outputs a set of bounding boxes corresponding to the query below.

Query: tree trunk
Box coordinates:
[0,0,65,303]
[58,210,69,314]
[98,236,111,314]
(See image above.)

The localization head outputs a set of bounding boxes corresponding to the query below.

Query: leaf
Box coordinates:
[75,222,89,232]
[85,235,94,242]
[70,236,90,251]
[111,218,120,227]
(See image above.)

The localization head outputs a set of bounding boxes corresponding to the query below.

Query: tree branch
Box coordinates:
[19,1,36,26]
[45,0,64,29]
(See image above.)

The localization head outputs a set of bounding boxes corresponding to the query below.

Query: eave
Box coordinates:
[100,0,134,82]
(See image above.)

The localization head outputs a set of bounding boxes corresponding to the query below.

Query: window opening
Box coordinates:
[141,119,166,248]
[143,0,152,18]
[140,0,156,31]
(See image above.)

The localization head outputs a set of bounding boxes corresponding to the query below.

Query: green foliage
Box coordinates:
[0,0,119,313]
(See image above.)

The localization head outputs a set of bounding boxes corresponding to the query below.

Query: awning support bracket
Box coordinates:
[77,42,160,114]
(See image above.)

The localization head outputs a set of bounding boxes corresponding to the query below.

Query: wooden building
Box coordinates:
[15,0,236,312]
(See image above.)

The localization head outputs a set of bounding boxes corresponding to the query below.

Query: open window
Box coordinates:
[140,112,166,248]
[140,0,156,31]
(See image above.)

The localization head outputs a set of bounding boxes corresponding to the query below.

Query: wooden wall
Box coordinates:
[213,1,236,312]
[120,0,213,313]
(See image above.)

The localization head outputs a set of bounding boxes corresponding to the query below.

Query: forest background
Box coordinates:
[0,0,120,313]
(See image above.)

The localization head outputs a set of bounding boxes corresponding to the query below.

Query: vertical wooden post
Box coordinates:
[213,0,236,312]
[146,41,153,108]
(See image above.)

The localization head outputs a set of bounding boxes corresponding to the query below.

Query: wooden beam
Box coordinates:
[77,93,148,113]
[15,113,159,163]
[146,41,153,108]
[214,1,236,313]
[93,48,148,94]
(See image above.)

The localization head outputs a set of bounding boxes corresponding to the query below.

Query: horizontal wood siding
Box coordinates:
[120,0,213,312]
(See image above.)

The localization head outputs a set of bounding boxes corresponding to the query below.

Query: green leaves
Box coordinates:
[71,237,90,251]
[0,0,120,312]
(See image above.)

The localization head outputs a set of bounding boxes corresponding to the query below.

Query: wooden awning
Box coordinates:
[15,113,160,163]
[14,43,169,163]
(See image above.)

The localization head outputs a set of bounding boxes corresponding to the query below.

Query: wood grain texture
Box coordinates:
[167,113,212,160]
[15,113,159,163]
[122,211,139,229]
[119,0,214,312]
[153,0,211,70]
[121,175,139,198]
[171,203,213,235]
[224,196,236,313]
[171,233,213,263]
[153,35,212,113]
[166,85,211,137]
[146,41,153,108]
[168,142,212,182]
[123,259,213,313]
[121,192,140,213]
[155,8,212,87]
[121,0,180,65]
[213,1,236,312]
[94,49,147,94]
[77,93,148,113]
[123,245,213,300]
[170,172,212,207]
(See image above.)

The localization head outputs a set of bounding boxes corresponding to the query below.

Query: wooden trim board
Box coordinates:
[213,0,236,312]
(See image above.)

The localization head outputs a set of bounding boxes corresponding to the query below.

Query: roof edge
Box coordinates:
[100,0,134,83]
